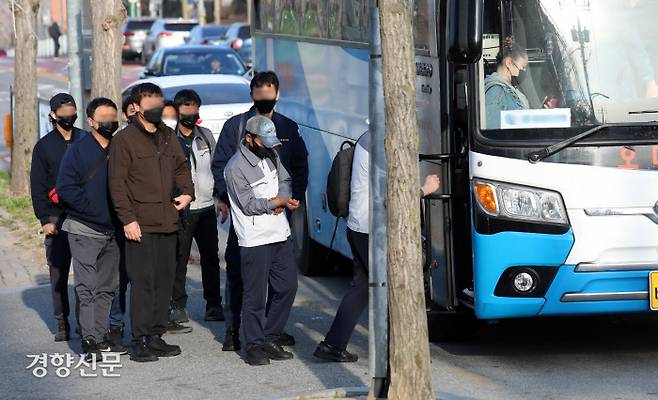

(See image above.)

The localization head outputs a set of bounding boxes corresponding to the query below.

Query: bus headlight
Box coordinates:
[473,179,568,225]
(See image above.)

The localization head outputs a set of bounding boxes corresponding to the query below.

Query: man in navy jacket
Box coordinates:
[30,93,87,342]
[56,98,123,360]
[211,71,308,352]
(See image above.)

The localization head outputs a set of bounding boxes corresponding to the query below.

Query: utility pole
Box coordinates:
[367,0,389,399]
[198,0,207,24]
[379,0,434,398]
[10,0,40,196]
[67,0,85,129]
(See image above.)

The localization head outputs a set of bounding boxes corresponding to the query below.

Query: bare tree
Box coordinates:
[10,0,39,196]
[379,0,434,398]
[90,0,127,111]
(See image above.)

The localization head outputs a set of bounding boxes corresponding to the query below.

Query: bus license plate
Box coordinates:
[650,271,658,311]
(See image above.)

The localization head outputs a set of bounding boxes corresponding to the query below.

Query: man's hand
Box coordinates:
[173,194,193,211]
[42,223,58,236]
[217,201,229,223]
[124,221,142,242]
[286,199,300,211]
[422,174,441,197]
[270,197,290,208]
[274,207,284,215]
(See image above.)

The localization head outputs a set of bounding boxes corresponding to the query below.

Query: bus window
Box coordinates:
[327,0,342,40]
[341,0,368,42]
[301,1,324,38]
[278,0,301,35]
[481,0,658,132]
[257,0,276,33]
[413,0,430,51]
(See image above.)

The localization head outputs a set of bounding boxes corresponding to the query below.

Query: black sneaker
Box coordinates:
[272,331,296,347]
[105,325,124,347]
[81,338,103,362]
[245,345,270,366]
[204,306,225,322]
[166,321,193,334]
[169,307,189,323]
[130,338,159,363]
[261,341,294,361]
[98,340,128,355]
[222,328,241,352]
[146,335,181,357]
[54,320,70,342]
[313,341,358,363]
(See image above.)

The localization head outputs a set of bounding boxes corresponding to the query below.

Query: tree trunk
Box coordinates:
[378,0,434,399]
[90,0,127,113]
[11,0,40,196]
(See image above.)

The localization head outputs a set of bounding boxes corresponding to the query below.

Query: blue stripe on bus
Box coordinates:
[472,229,575,319]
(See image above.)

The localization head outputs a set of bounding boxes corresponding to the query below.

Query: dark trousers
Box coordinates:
[224,222,242,331]
[125,232,177,340]
[45,232,72,322]
[324,228,369,351]
[109,232,129,328]
[173,208,222,309]
[52,37,60,57]
[241,239,298,347]
[69,233,119,343]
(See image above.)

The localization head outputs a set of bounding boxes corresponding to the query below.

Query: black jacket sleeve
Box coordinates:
[289,122,309,201]
[30,142,57,225]
[211,115,240,203]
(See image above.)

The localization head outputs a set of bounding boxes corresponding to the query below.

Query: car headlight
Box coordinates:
[473,179,568,225]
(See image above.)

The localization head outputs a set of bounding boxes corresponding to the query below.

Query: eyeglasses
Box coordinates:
[512,61,526,72]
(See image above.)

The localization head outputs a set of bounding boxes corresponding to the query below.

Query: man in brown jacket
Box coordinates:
[109,82,194,363]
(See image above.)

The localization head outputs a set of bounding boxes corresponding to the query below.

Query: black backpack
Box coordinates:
[326,141,356,218]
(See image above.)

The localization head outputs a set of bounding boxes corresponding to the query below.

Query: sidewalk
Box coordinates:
[0,208,49,289]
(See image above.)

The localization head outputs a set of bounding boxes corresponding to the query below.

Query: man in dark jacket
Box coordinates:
[109,83,194,363]
[56,97,125,361]
[30,92,87,342]
[211,71,308,352]
[48,22,61,58]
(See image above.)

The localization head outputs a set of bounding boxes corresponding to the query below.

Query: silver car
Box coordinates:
[141,18,198,64]
[122,18,156,61]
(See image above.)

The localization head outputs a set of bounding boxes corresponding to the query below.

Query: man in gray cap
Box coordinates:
[224,115,300,366]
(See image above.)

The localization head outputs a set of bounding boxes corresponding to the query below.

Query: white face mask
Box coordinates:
[162,118,177,130]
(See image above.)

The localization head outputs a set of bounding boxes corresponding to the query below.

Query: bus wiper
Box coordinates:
[527,124,609,163]
[527,122,658,163]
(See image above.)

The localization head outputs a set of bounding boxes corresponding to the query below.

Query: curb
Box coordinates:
[277,386,370,400]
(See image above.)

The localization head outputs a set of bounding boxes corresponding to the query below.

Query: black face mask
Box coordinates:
[254,99,277,114]
[96,121,119,139]
[179,113,200,129]
[248,141,275,160]
[54,115,77,131]
[141,107,163,124]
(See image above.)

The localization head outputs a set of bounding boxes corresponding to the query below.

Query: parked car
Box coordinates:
[186,24,229,45]
[123,74,253,140]
[122,17,156,61]
[141,45,247,79]
[141,18,198,64]
[223,23,252,66]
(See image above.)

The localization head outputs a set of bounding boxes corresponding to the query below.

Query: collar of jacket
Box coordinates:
[50,126,84,142]
[177,125,201,141]
[131,117,166,137]
[240,142,273,168]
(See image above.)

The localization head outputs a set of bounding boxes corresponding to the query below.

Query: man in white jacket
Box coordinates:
[224,115,300,366]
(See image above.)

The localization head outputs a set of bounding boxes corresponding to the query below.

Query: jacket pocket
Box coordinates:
[134,200,163,227]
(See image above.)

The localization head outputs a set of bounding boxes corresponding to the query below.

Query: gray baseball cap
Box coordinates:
[245,115,281,149]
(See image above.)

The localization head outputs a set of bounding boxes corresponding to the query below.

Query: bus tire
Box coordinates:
[426,308,480,342]
[290,201,318,276]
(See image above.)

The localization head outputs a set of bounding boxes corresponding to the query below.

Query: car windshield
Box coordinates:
[162,50,246,76]
[162,84,252,105]
[203,26,228,38]
[480,0,658,132]
[164,23,198,32]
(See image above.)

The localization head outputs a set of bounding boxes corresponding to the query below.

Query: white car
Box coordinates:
[123,74,253,141]
[141,18,199,64]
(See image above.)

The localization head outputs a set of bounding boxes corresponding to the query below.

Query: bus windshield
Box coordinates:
[480,0,658,132]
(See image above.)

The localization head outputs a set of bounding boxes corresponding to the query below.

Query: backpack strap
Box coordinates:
[80,151,109,187]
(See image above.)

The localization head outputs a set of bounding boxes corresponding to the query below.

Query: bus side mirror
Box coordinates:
[448,0,484,64]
